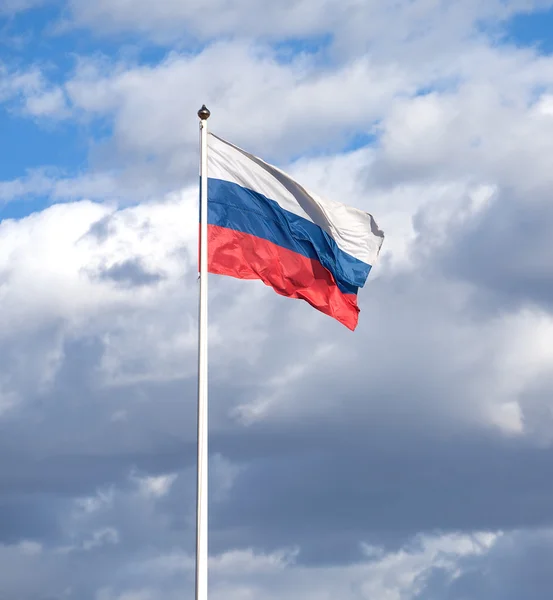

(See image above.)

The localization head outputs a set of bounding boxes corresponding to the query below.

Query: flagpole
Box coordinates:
[196,104,210,600]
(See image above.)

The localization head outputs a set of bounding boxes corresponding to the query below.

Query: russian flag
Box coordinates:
[206,134,384,330]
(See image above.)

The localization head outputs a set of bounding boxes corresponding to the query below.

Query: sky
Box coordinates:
[3,0,553,598]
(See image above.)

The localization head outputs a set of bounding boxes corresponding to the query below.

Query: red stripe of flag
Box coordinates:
[208,225,359,330]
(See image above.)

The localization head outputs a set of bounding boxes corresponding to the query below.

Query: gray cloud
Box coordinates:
[433,187,553,311]
[96,258,165,287]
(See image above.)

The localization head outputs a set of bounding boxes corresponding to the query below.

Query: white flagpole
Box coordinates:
[196,104,210,600]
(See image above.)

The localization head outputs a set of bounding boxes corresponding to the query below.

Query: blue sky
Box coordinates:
[504,6,553,52]
[4,2,553,600]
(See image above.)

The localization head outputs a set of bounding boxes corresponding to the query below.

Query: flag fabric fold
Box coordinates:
[206,133,384,330]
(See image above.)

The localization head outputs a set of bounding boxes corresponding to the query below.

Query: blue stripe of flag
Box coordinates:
[207,178,371,294]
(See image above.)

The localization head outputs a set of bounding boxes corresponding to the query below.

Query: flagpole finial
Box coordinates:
[198,104,211,120]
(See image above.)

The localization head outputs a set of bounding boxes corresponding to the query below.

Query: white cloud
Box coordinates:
[205,532,499,600]
[57,42,414,180]
[60,0,553,52]
[134,473,178,499]
[0,64,68,118]
[9,3,553,203]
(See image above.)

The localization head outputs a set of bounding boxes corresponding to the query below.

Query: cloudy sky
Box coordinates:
[3,0,553,598]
